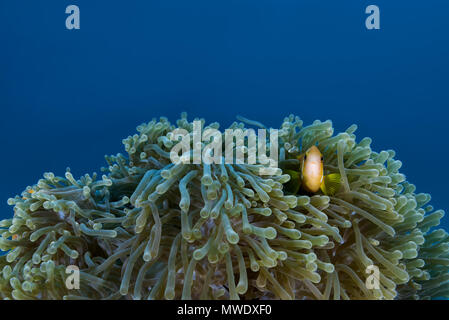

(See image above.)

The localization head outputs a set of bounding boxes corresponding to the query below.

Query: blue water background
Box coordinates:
[0,0,448,231]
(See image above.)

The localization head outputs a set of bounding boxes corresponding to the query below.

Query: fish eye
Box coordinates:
[321,156,324,161]
[304,155,307,160]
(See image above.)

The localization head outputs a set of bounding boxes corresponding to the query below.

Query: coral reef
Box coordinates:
[0,113,448,300]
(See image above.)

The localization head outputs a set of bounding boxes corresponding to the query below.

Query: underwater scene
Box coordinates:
[0,1,448,301]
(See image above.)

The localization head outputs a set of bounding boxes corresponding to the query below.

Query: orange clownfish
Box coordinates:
[284,145,342,196]
[22,189,35,200]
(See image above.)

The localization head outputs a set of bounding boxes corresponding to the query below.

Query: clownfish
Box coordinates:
[284,145,342,196]
[22,189,35,200]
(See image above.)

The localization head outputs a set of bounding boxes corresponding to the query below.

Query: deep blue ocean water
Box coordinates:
[0,0,448,234]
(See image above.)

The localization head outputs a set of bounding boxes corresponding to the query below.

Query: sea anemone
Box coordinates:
[0,113,448,300]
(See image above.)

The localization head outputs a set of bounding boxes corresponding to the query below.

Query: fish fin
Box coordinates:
[321,173,342,196]
[284,170,301,194]
[296,154,305,180]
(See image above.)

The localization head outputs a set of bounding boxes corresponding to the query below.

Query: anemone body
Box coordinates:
[1,114,448,300]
